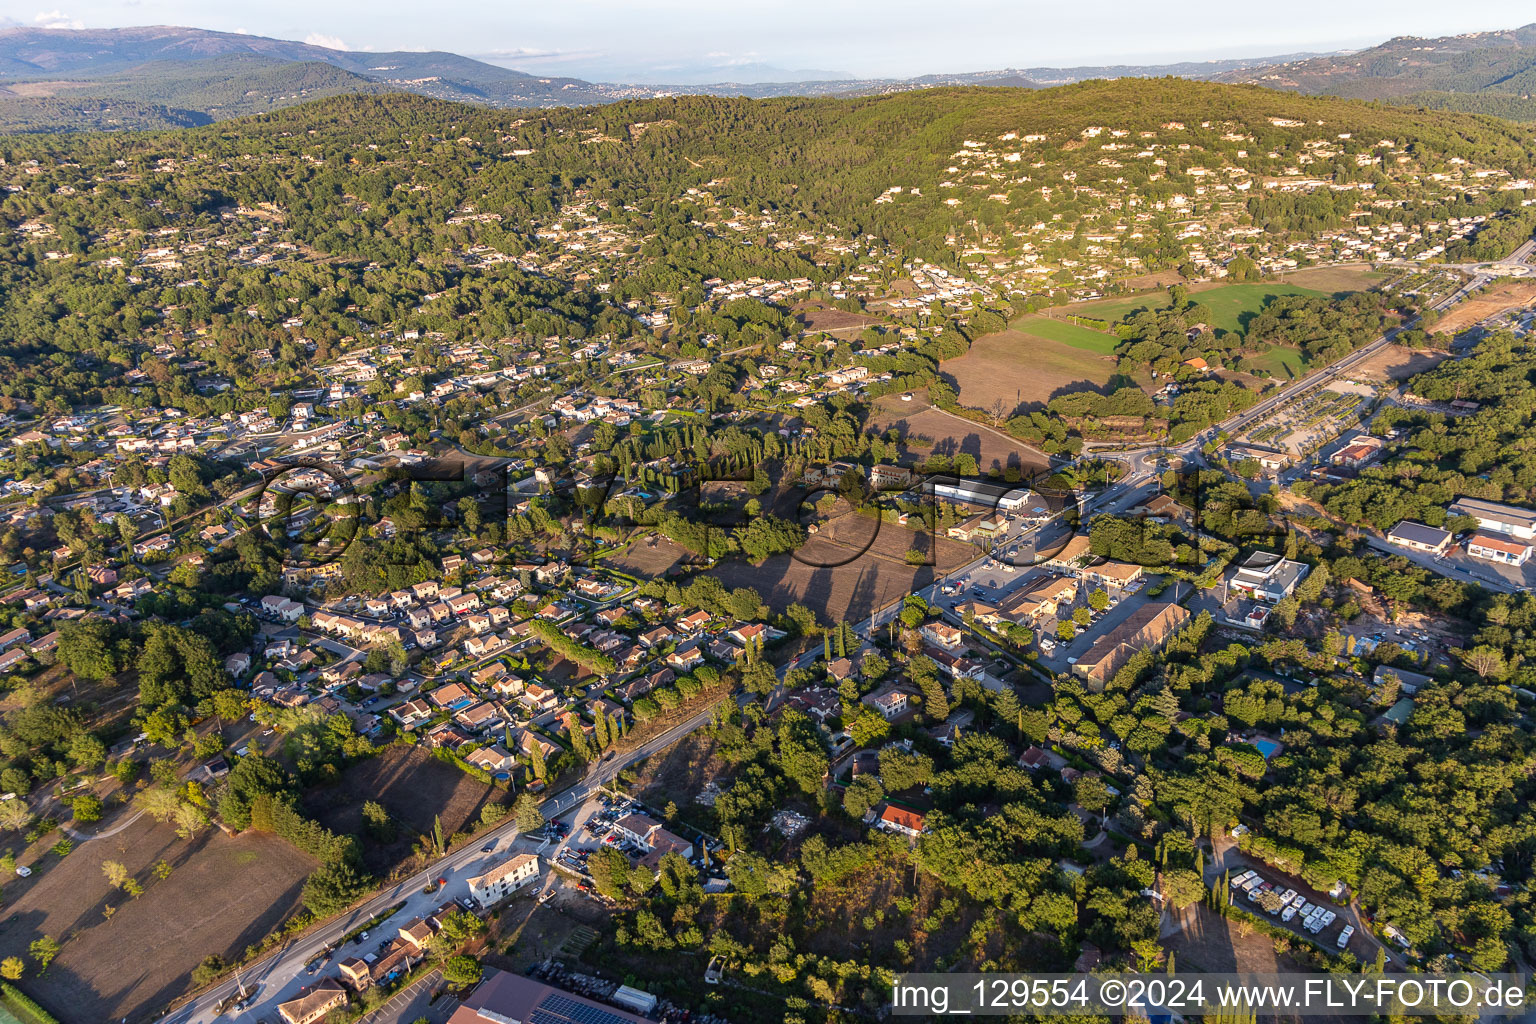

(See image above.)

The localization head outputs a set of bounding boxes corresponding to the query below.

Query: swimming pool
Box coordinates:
[1253,738,1281,760]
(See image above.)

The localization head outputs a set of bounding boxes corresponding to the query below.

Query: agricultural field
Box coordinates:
[706,508,979,622]
[605,536,697,578]
[865,392,1049,475]
[940,329,1122,411]
[0,816,314,1024]
[303,744,505,878]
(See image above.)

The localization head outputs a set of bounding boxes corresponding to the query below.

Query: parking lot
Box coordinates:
[1212,839,1383,964]
[560,792,723,882]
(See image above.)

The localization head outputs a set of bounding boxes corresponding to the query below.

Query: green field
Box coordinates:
[1193,282,1328,335]
[1055,293,1172,323]
[1010,315,1120,354]
[1242,345,1311,381]
[1054,281,1333,336]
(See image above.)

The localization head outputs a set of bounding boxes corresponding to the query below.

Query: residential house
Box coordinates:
[455,701,504,734]
[520,683,559,714]
[876,804,927,838]
[491,675,526,699]
[447,593,482,616]
[728,623,769,647]
[428,682,475,710]
[666,642,705,671]
[920,622,963,649]
[277,979,347,1024]
[465,744,515,772]
[638,626,675,649]
[1386,521,1452,556]
[674,610,711,633]
[467,853,541,905]
[390,699,433,729]
[514,728,558,761]
[863,687,911,720]
[1227,551,1309,602]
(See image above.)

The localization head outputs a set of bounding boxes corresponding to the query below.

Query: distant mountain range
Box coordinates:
[0,22,1534,132]
[1219,23,1536,121]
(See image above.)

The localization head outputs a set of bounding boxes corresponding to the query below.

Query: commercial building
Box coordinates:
[1448,497,1536,542]
[924,477,1039,513]
[1466,531,1533,566]
[448,970,655,1024]
[1075,601,1190,690]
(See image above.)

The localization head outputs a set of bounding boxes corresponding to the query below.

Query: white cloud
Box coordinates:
[304,32,349,50]
[32,9,83,29]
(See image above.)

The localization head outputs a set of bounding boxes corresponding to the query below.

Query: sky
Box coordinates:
[3,1,1536,83]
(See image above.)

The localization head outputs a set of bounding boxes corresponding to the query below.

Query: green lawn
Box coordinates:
[1242,345,1310,381]
[1011,315,1120,354]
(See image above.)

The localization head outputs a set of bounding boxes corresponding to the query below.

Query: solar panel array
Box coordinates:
[529,992,636,1024]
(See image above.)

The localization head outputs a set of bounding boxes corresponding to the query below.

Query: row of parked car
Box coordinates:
[1231,869,1351,947]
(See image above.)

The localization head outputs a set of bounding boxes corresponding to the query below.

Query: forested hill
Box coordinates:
[1221,23,1536,121]
[0,58,394,133]
[0,80,1533,410]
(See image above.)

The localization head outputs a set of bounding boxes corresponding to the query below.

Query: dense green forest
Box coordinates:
[0,80,1531,414]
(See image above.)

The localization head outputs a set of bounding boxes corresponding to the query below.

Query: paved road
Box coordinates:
[158,700,725,1024]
